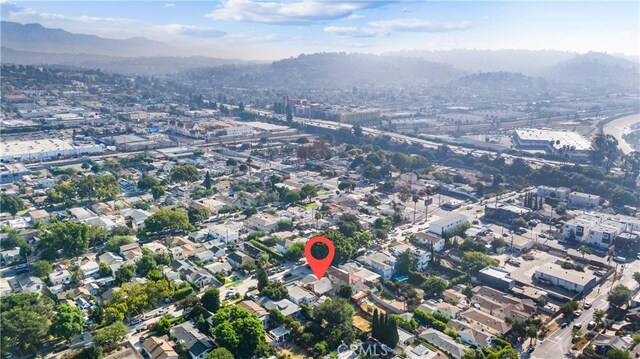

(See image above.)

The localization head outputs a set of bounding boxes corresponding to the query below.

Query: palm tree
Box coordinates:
[593,309,605,328]
[412,194,419,224]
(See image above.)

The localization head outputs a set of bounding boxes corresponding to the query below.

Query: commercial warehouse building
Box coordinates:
[0,139,103,162]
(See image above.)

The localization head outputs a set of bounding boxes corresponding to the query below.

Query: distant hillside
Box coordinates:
[542,52,640,90]
[384,49,577,74]
[453,71,549,94]
[1,47,248,76]
[185,52,463,89]
[1,21,175,57]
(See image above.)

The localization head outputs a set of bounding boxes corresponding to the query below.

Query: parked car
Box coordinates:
[573,323,582,330]
[584,302,592,309]
[130,318,142,326]
[587,321,596,330]
[283,272,293,278]
[575,310,582,317]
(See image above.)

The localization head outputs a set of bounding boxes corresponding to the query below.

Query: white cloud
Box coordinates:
[1,2,137,25]
[206,0,385,25]
[164,3,175,8]
[151,24,226,38]
[346,13,364,20]
[369,18,472,33]
[325,18,472,37]
[323,26,378,38]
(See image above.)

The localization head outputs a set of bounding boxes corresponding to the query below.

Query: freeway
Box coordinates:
[288,116,587,171]
[531,258,640,359]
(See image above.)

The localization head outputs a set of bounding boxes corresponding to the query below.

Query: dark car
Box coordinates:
[283,272,293,278]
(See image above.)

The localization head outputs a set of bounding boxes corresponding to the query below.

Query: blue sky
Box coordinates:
[2,1,638,60]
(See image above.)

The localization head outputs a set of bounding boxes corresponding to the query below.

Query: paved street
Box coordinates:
[532,259,640,359]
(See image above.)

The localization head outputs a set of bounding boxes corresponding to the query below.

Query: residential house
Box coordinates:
[119,242,143,261]
[207,223,240,244]
[11,274,44,293]
[142,336,179,359]
[260,298,301,318]
[49,270,72,286]
[356,251,396,280]
[227,251,251,269]
[447,319,494,349]
[170,321,213,359]
[1,247,21,263]
[460,308,511,336]
[28,209,50,223]
[417,301,463,319]
[419,329,468,359]
[238,300,269,329]
[389,244,431,272]
[414,232,446,252]
[287,284,316,305]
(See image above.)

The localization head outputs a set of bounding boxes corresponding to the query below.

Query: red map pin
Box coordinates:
[305,236,335,280]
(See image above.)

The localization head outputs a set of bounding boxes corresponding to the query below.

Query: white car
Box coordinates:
[584,302,592,309]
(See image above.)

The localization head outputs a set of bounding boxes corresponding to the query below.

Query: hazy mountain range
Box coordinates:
[2,21,638,90]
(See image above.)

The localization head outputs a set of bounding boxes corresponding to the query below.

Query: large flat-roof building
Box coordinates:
[534,263,596,293]
[0,139,103,162]
[514,129,591,158]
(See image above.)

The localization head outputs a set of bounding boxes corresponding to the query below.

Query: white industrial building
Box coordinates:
[567,192,601,209]
[534,264,596,292]
[429,213,469,237]
[536,186,571,201]
[0,139,103,162]
[514,129,591,158]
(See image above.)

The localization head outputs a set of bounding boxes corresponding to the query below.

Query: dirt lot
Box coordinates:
[353,314,372,333]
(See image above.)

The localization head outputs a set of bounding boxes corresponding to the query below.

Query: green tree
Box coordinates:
[98,261,112,277]
[188,206,211,225]
[314,298,355,349]
[262,281,288,300]
[38,220,90,260]
[395,249,415,276]
[461,252,499,273]
[136,255,157,277]
[32,260,53,279]
[105,235,133,252]
[423,276,449,298]
[0,293,55,355]
[154,315,173,336]
[338,285,353,298]
[151,185,165,200]
[300,184,318,200]
[209,306,268,358]
[93,321,127,348]
[203,171,213,190]
[171,165,200,183]
[606,348,631,359]
[144,209,194,235]
[115,263,136,285]
[277,219,293,231]
[50,303,84,340]
[284,242,305,261]
[607,285,631,308]
[0,195,24,215]
[137,176,160,190]
[283,189,300,204]
[594,309,605,326]
[206,348,234,359]
[202,288,221,313]
[559,301,578,317]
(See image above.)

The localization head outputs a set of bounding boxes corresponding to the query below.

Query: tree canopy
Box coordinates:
[0,293,55,354]
[209,305,269,358]
[50,303,85,340]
